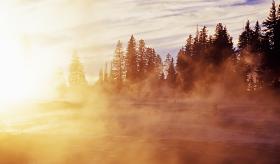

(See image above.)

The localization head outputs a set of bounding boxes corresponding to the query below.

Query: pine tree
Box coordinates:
[238,21,255,87]
[193,26,200,58]
[68,51,87,87]
[263,0,278,51]
[112,40,124,84]
[138,39,146,80]
[176,45,194,92]
[166,58,176,88]
[163,53,172,78]
[126,35,138,82]
[252,21,263,53]
[146,47,156,74]
[154,54,163,80]
[238,20,254,50]
[199,26,208,51]
[185,35,193,56]
[276,3,280,55]
[263,1,280,87]
[211,23,234,65]
[176,49,187,75]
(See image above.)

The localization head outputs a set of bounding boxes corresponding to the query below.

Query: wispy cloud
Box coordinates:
[0,0,273,82]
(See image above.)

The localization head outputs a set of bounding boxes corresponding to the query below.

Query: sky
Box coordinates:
[0,0,274,83]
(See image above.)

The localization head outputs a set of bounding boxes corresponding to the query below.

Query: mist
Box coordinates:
[1,1,280,164]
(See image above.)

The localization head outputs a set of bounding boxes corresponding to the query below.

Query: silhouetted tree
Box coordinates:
[211,23,234,65]
[146,47,156,74]
[138,39,147,80]
[263,0,278,51]
[238,21,255,87]
[185,35,193,56]
[167,58,176,88]
[238,20,254,50]
[252,21,263,53]
[126,35,138,82]
[262,0,280,88]
[101,2,280,94]
[154,54,163,81]
[198,26,208,57]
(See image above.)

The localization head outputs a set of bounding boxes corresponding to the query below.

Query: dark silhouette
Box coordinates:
[95,1,280,96]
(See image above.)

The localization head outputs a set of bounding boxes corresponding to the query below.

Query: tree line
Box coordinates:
[70,1,280,96]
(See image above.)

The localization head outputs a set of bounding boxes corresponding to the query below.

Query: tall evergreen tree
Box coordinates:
[193,26,200,58]
[138,39,147,80]
[166,58,176,88]
[185,35,193,56]
[238,20,254,50]
[68,51,87,87]
[177,43,195,92]
[199,26,208,52]
[126,35,138,82]
[112,40,124,84]
[238,20,255,84]
[263,0,278,51]
[262,1,280,87]
[146,47,156,74]
[211,23,234,65]
[154,54,163,80]
[252,21,263,53]
[163,53,172,78]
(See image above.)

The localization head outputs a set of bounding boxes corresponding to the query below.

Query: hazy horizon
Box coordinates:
[0,0,273,83]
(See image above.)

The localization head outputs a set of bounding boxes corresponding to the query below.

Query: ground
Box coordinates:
[0,97,279,164]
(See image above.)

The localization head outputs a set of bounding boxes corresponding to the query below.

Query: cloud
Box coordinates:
[1,0,273,82]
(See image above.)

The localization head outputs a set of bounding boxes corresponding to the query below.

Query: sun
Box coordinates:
[0,37,32,104]
[0,35,55,107]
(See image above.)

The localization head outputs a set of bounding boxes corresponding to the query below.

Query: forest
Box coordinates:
[66,1,280,100]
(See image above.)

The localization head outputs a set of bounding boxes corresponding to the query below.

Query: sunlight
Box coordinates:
[0,35,55,107]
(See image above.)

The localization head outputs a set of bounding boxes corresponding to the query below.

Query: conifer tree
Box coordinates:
[185,35,193,56]
[138,39,147,80]
[166,58,176,88]
[193,26,200,58]
[126,35,138,82]
[211,23,234,65]
[252,21,263,53]
[68,51,87,87]
[238,20,254,50]
[263,0,278,51]
[154,54,163,80]
[112,40,124,84]
[262,1,280,87]
[163,53,172,78]
[199,26,208,52]
[146,48,156,74]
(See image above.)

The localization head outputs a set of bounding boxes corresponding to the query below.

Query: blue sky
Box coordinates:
[0,0,274,82]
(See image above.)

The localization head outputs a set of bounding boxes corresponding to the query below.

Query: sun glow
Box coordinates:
[0,35,56,106]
